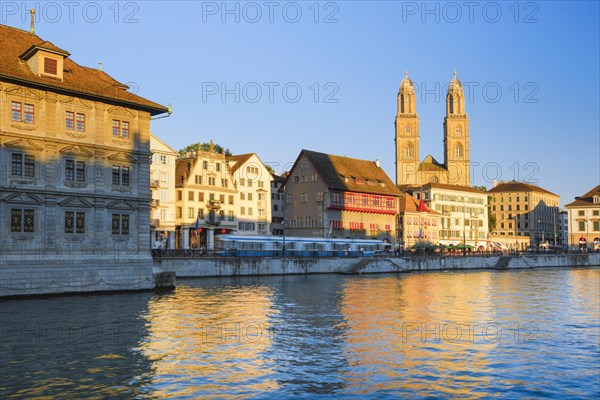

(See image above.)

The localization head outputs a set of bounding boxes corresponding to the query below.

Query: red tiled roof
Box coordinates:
[0,24,168,115]
[399,193,441,215]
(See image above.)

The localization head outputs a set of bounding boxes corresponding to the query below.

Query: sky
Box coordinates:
[2,1,599,206]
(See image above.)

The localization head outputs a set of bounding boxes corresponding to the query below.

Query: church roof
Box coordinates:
[399,70,414,91]
[0,24,168,115]
[419,155,446,172]
[448,71,463,92]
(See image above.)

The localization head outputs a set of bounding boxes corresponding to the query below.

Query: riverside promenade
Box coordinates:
[154,252,600,278]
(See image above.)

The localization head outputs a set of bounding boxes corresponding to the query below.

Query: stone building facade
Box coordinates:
[0,24,169,296]
[398,193,441,248]
[488,181,560,249]
[395,72,470,186]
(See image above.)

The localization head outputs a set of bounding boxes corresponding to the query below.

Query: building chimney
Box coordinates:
[29,9,35,35]
[375,159,380,168]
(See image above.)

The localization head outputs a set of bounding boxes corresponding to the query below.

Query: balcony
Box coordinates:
[150,179,160,188]
[151,219,160,227]
[151,199,160,207]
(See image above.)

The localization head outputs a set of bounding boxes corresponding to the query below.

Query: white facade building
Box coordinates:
[227,154,273,236]
[150,134,177,249]
[407,183,489,249]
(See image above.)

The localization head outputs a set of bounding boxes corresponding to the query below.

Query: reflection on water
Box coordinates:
[1,268,599,398]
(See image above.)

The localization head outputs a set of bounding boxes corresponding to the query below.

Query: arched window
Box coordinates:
[405,124,411,134]
[405,143,414,158]
[449,94,454,114]
[455,143,463,158]
[401,94,405,113]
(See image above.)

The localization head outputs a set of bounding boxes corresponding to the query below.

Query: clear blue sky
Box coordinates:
[3,1,598,205]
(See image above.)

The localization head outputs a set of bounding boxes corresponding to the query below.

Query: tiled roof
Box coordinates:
[399,193,441,215]
[487,181,558,196]
[0,24,168,115]
[227,153,256,174]
[398,182,484,195]
[175,158,198,187]
[565,185,600,208]
[290,150,401,197]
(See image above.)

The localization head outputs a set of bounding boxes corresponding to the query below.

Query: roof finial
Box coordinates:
[405,69,408,78]
[99,61,103,71]
[29,9,35,35]
[453,70,457,78]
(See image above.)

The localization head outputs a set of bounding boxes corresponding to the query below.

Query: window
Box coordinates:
[160,155,167,164]
[239,222,256,231]
[66,111,74,130]
[10,208,34,232]
[578,210,585,216]
[247,180,253,188]
[579,221,586,231]
[455,143,463,158]
[76,113,85,132]
[220,195,225,203]
[188,207,195,218]
[198,192,204,202]
[112,214,129,235]
[65,211,85,234]
[188,191,194,201]
[241,207,246,215]
[208,177,216,186]
[258,209,266,216]
[240,178,245,186]
[221,179,228,188]
[11,154,35,178]
[301,192,307,203]
[229,195,234,205]
[112,120,129,138]
[177,191,182,201]
[287,194,293,204]
[112,166,129,186]
[228,211,234,221]
[203,161,208,169]
[594,210,599,216]
[65,160,86,182]
[216,163,221,172]
[44,58,57,75]
[241,193,245,200]
[594,221,600,231]
[248,207,253,216]
[176,207,182,218]
[11,101,34,124]
[248,193,253,201]
[195,175,202,184]
[258,181,264,188]
[258,193,265,201]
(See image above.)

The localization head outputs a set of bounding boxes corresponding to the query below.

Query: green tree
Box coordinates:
[474,185,496,231]
[179,142,231,157]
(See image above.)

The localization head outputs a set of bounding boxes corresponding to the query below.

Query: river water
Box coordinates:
[1,268,599,399]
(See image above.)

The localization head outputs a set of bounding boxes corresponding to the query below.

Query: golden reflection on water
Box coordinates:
[339,272,498,398]
[139,284,279,399]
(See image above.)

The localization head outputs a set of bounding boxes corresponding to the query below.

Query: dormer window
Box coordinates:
[594,196,600,204]
[44,57,57,75]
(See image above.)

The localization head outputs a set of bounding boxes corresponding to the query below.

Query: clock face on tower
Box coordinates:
[455,126,461,136]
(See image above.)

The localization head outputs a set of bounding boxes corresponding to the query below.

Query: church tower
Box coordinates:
[395,71,420,185]
[443,72,470,186]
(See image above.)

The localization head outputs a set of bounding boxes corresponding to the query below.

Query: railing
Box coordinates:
[151,248,596,260]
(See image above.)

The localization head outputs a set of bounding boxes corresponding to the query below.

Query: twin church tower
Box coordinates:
[395,71,470,187]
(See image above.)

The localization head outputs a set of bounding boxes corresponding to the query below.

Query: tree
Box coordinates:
[474,185,496,231]
[179,142,231,157]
